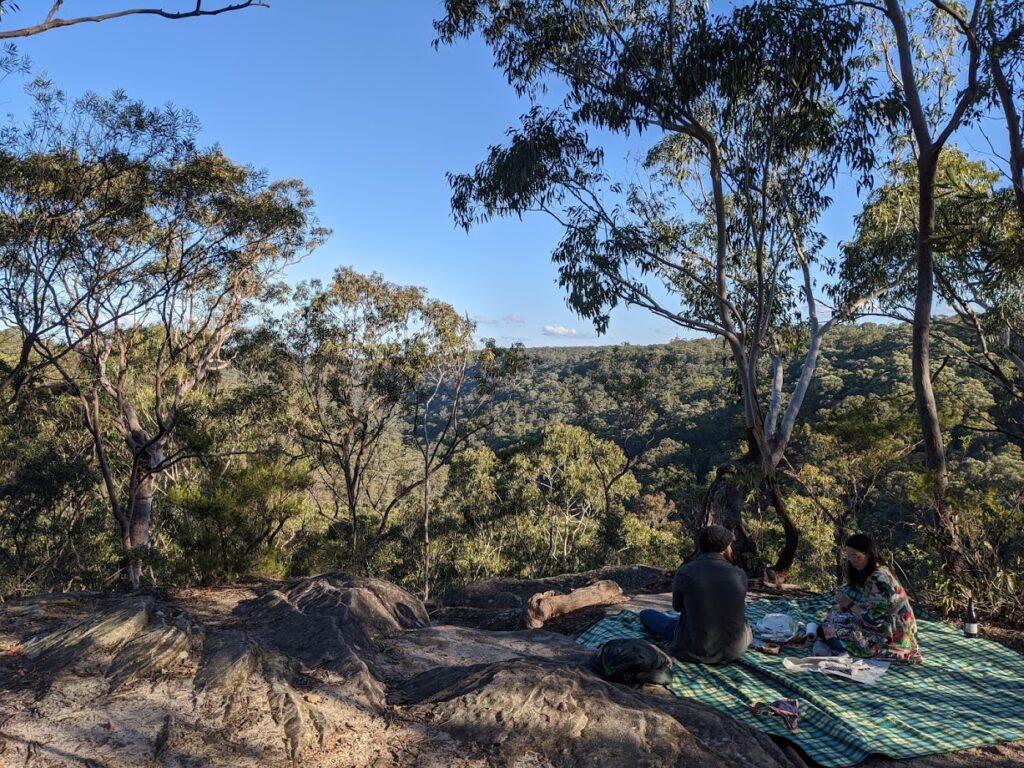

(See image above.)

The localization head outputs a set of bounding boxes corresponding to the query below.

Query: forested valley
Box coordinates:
[3,300,1021,621]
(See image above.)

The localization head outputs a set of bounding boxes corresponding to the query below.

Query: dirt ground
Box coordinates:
[0,584,484,768]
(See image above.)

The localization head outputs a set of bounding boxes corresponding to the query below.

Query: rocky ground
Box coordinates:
[0,566,1020,768]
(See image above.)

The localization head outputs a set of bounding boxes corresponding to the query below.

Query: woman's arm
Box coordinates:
[852,571,896,634]
[835,584,855,609]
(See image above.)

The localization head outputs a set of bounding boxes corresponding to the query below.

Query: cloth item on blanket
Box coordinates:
[750,698,800,731]
[755,613,800,643]
[577,596,1024,768]
[782,654,890,685]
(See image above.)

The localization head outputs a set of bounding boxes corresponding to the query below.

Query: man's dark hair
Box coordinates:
[845,533,884,588]
[697,524,734,554]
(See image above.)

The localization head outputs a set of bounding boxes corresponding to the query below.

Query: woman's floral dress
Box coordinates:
[823,565,922,663]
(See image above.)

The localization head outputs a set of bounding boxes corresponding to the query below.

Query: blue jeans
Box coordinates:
[639,609,678,644]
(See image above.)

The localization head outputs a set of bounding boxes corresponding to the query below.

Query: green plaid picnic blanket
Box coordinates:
[576,596,1024,767]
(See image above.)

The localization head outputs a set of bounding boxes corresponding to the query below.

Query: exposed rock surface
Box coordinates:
[392,659,793,768]
[0,568,1021,767]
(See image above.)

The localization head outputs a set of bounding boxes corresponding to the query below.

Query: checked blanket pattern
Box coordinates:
[576,596,1024,767]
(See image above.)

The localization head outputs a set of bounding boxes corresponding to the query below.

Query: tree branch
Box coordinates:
[0,0,268,39]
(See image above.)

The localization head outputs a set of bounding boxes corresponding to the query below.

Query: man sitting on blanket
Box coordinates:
[639,524,752,664]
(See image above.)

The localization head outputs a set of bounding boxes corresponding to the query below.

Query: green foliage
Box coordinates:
[279,266,489,572]
[0,386,111,594]
[620,494,689,569]
[164,459,311,584]
[439,0,871,336]
[0,85,326,589]
[834,149,1024,446]
[432,425,642,583]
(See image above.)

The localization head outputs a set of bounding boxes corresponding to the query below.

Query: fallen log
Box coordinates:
[524,579,629,629]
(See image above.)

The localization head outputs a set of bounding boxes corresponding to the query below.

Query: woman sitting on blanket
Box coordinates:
[815,534,921,663]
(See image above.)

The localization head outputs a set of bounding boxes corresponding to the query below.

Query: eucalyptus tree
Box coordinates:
[436,0,882,578]
[0,88,324,587]
[815,0,1024,575]
[411,335,524,598]
[284,268,431,566]
[840,150,1024,446]
[979,1,1024,424]
[500,424,639,578]
[282,267,514,578]
[0,84,194,399]
[838,0,1022,573]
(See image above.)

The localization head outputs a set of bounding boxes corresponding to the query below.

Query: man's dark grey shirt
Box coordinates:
[669,552,751,664]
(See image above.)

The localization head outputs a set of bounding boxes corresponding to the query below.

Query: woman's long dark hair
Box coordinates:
[845,533,884,589]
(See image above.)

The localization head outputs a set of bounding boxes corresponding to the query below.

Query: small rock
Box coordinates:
[304,693,321,704]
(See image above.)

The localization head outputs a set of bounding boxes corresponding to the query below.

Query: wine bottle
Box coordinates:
[964,596,979,638]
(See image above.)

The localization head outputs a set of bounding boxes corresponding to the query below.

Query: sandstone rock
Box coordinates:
[5,571,1011,767]
[392,659,795,768]
[234,573,429,711]
[107,607,200,693]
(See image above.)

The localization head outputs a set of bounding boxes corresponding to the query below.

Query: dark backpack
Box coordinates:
[594,638,674,686]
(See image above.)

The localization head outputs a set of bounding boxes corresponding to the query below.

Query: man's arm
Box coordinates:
[672,568,686,613]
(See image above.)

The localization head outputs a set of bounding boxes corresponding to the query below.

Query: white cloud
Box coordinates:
[542,325,578,337]
[474,314,526,326]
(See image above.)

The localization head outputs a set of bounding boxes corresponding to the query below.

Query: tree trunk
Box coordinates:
[914,153,947,492]
[700,465,762,577]
[765,476,798,584]
[348,493,359,567]
[126,471,156,590]
[701,423,799,580]
[990,51,1024,214]
[835,525,846,584]
[341,468,360,567]
[422,462,431,602]
[914,151,964,576]
[124,441,164,590]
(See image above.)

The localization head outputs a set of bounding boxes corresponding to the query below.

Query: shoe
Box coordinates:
[811,639,833,657]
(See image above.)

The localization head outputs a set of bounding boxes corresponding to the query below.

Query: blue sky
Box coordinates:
[0,2,1003,347]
